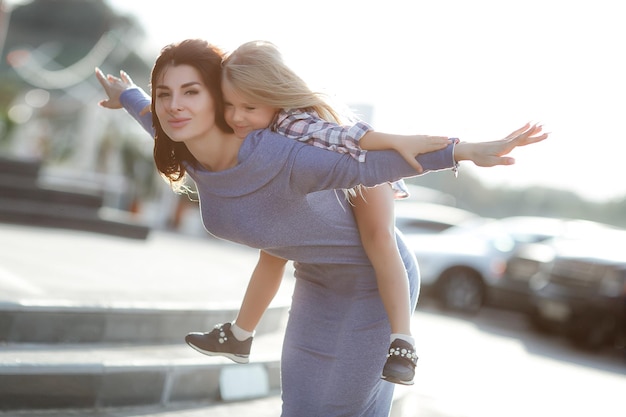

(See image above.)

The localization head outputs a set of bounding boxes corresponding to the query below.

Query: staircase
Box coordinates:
[0,300,287,411]
[0,156,150,240]
[0,221,290,414]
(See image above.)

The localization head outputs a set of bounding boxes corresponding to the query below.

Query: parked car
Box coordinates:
[394,201,479,236]
[490,219,617,313]
[404,216,576,313]
[528,229,626,350]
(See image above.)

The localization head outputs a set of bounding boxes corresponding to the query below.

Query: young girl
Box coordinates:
[188,40,454,385]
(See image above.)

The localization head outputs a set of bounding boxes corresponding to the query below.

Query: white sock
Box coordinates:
[390,333,415,346]
[231,322,255,341]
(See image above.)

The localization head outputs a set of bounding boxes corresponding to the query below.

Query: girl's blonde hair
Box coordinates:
[222,40,363,200]
[222,40,348,125]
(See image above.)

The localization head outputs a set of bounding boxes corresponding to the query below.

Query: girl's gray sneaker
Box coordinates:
[185,322,253,364]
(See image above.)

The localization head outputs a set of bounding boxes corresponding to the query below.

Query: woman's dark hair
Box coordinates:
[150,39,233,185]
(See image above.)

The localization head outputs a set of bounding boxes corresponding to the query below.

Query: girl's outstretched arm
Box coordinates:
[360,132,452,172]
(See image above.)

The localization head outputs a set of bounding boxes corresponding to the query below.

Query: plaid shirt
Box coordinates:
[271,108,410,199]
[271,109,371,162]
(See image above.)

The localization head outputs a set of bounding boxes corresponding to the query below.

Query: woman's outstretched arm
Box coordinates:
[95,68,153,135]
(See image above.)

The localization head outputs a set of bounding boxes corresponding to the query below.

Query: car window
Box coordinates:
[393,202,479,236]
[395,218,457,234]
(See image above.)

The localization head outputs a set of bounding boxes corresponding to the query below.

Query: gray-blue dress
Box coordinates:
[121,88,456,416]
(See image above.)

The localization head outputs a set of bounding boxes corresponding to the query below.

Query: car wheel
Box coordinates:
[437,268,484,314]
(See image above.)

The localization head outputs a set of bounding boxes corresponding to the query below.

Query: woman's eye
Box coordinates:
[185,90,199,95]
[156,92,170,98]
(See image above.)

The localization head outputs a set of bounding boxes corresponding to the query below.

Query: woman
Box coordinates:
[104,40,455,386]
[96,39,547,416]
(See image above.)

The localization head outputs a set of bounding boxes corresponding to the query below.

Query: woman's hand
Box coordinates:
[454,123,548,167]
[95,68,143,111]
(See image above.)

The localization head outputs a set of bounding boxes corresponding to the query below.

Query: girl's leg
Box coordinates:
[351,184,412,337]
[185,250,286,363]
[351,184,418,385]
[235,250,287,331]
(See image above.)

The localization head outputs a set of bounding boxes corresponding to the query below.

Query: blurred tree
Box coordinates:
[407,172,626,229]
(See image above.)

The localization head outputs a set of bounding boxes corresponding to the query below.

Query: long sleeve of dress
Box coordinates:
[120,88,154,136]
[120,87,457,193]
[241,129,455,197]
[295,144,454,194]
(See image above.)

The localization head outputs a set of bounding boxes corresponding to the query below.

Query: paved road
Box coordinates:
[403,300,625,417]
[0,223,294,310]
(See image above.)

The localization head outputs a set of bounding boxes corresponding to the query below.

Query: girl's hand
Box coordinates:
[455,123,548,167]
[360,132,451,173]
[393,135,452,173]
[95,68,139,110]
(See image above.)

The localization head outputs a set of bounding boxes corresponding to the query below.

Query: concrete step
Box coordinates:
[0,155,149,239]
[0,383,414,417]
[0,396,285,417]
[0,331,284,411]
[0,302,288,344]
[0,156,40,178]
[0,198,150,240]
[0,176,104,209]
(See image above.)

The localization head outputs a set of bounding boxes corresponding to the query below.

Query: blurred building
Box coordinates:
[0,0,182,230]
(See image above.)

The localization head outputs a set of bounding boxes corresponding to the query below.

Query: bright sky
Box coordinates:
[108,0,626,203]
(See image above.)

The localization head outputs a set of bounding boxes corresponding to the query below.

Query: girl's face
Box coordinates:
[222,77,278,139]
[154,64,218,144]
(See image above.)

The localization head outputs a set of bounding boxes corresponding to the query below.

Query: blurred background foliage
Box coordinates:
[0,0,624,229]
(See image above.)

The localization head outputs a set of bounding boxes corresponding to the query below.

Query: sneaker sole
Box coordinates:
[186,341,250,364]
[381,375,415,386]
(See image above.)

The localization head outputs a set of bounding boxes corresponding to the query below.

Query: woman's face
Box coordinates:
[222,77,278,139]
[154,64,218,143]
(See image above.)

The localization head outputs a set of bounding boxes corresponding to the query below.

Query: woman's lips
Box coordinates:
[168,118,190,128]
